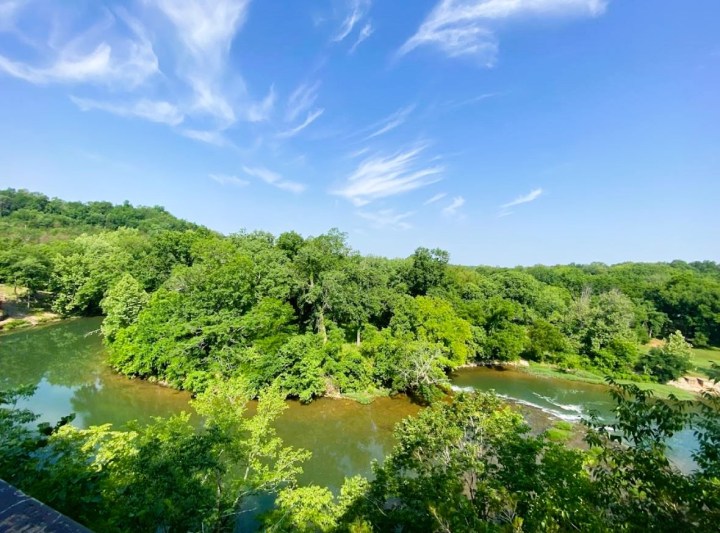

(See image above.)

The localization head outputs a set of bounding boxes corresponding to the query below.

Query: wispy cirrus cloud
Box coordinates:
[501,187,543,208]
[349,22,374,53]
[0,1,22,29]
[333,0,371,42]
[0,1,280,146]
[209,173,250,186]
[442,195,465,216]
[0,10,158,87]
[71,96,184,126]
[279,81,324,138]
[246,85,276,123]
[399,0,608,65]
[180,128,233,147]
[285,81,321,122]
[332,144,443,206]
[278,108,325,139]
[364,105,415,140]
[151,0,250,126]
[243,165,306,193]
[358,208,414,230]
[424,192,447,205]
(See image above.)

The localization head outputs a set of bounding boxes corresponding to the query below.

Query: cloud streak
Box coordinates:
[209,174,250,186]
[0,11,158,87]
[364,105,415,140]
[349,22,374,53]
[442,195,465,215]
[243,165,306,193]
[424,192,447,205]
[399,0,608,65]
[333,0,371,42]
[358,208,414,230]
[71,96,184,126]
[278,108,325,138]
[501,187,543,208]
[151,0,251,125]
[332,144,443,206]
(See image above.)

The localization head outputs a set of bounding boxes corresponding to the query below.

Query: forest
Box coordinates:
[1,188,720,531]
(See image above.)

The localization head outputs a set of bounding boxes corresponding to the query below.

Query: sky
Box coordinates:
[0,0,718,266]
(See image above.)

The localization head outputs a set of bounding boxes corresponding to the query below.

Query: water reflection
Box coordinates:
[0,318,192,427]
[0,319,699,482]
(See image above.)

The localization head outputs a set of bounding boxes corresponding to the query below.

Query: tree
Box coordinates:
[344,392,601,532]
[0,379,310,532]
[100,274,149,342]
[636,330,693,383]
[405,247,449,296]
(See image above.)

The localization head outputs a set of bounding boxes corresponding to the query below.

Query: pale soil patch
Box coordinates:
[0,284,60,331]
[668,376,720,394]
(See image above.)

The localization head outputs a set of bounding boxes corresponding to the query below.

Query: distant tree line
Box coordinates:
[2,189,719,402]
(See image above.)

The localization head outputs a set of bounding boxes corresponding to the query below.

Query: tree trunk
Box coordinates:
[356,327,361,346]
[318,310,327,344]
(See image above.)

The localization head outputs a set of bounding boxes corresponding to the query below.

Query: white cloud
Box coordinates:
[180,128,232,147]
[246,85,275,122]
[71,96,184,126]
[332,144,443,206]
[0,1,22,29]
[0,13,158,88]
[0,2,282,142]
[399,0,607,64]
[333,0,371,42]
[442,195,465,215]
[358,208,414,230]
[501,187,543,208]
[286,81,320,122]
[150,0,251,125]
[209,173,250,186]
[444,92,499,110]
[349,22,374,53]
[277,108,325,138]
[424,192,447,205]
[279,81,324,137]
[364,105,415,140]
[243,165,306,193]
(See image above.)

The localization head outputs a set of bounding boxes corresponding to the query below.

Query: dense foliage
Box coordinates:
[0,380,308,532]
[3,382,719,532]
[3,190,720,402]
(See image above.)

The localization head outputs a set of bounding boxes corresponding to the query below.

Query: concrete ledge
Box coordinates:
[0,479,91,532]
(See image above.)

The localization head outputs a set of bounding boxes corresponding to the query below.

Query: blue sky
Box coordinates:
[1,0,718,266]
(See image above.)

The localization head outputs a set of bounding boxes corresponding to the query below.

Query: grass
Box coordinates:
[525,362,606,385]
[545,420,575,443]
[342,389,391,405]
[524,361,698,401]
[688,347,720,379]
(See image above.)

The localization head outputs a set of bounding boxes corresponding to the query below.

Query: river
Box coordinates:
[0,317,699,490]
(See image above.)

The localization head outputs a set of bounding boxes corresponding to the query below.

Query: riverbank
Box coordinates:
[521,361,700,401]
[0,284,61,334]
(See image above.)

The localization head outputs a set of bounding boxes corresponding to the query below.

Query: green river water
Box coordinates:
[0,317,699,491]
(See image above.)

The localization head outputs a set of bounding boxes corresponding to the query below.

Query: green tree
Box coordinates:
[636,330,693,383]
[100,274,149,342]
[405,247,449,296]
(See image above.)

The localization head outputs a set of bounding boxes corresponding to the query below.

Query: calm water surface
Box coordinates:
[0,318,699,486]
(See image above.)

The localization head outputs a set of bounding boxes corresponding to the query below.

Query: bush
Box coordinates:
[636,331,693,383]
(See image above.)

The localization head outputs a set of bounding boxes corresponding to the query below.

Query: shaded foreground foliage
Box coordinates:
[0,380,308,532]
[1,381,719,532]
